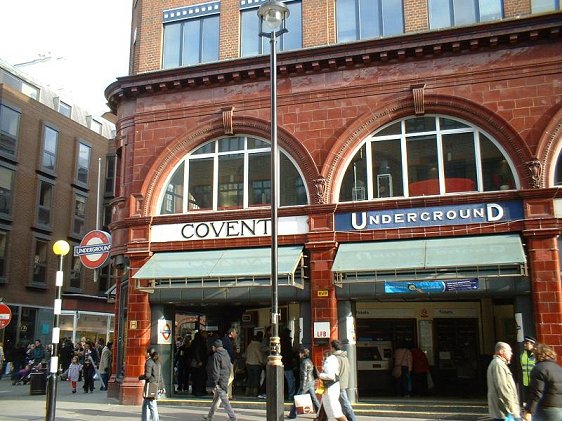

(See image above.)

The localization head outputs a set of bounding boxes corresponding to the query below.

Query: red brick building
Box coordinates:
[106,0,562,404]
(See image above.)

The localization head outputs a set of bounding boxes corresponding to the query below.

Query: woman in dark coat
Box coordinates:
[523,343,562,421]
[190,331,209,396]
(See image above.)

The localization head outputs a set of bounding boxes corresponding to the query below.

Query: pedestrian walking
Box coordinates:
[316,350,347,421]
[331,340,356,421]
[139,348,162,421]
[83,356,96,393]
[203,339,237,421]
[99,341,112,391]
[245,332,266,397]
[487,341,520,421]
[393,343,412,397]
[287,346,321,419]
[67,355,82,394]
[522,343,562,421]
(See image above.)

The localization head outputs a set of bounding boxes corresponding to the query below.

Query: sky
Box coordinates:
[0,0,132,117]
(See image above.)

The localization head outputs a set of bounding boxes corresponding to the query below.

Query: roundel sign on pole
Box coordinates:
[0,303,12,329]
[74,230,112,270]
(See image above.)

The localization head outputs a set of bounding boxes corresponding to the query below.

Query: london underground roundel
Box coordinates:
[74,230,112,270]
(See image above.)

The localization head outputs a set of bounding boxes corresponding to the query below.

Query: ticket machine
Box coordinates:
[356,340,393,370]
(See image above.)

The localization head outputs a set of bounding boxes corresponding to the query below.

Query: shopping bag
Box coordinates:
[294,393,314,414]
[391,365,402,379]
[314,379,325,395]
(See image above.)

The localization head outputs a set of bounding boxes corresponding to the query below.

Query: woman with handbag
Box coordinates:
[139,348,162,421]
[287,347,321,419]
[393,344,413,397]
[316,351,347,421]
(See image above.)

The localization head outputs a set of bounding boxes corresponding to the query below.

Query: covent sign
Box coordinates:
[150,216,309,242]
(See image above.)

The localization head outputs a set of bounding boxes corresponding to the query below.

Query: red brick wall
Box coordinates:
[404,0,429,32]
[504,0,531,17]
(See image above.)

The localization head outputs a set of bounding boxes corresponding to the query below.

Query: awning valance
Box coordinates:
[134,246,304,292]
[332,234,527,284]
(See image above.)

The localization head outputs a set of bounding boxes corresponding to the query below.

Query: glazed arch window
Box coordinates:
[158,136,308,214]
[338,115,517,202]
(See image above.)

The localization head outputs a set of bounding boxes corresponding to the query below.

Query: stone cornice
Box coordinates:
[105,14,562,113]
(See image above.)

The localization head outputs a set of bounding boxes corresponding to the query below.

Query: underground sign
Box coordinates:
[74,230,112,270]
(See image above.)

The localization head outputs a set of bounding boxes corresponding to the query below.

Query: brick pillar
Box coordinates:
[308,242,338,367]
[118,256,153,405]
[525,232,562,361]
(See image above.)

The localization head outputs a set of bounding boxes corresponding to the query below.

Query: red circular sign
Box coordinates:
[0,303,12,329]
[76,230,112,270]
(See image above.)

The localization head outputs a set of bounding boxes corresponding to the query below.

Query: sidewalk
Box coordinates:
[0,377,487,420]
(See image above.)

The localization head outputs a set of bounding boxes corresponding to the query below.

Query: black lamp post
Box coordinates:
[257,1,289,420]
[46,240,70,421]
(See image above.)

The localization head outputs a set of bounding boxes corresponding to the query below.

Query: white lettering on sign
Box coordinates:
[151,216,309,242]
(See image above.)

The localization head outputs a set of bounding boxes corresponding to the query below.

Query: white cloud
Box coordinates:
[0,0,132,116]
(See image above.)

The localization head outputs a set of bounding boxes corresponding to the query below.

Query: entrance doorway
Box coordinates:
[434,318,481,397]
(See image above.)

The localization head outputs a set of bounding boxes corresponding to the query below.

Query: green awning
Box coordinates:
[134,246,304,290]
[332,234,526,282]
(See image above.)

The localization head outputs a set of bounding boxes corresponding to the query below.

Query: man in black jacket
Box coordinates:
[203,339,237,421]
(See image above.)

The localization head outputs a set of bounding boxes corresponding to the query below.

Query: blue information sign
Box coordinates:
[385,279,479,294]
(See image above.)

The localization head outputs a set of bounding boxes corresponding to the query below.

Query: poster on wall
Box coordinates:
[157,319,173,345]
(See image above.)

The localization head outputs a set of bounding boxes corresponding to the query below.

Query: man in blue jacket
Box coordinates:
[203,339,237,421]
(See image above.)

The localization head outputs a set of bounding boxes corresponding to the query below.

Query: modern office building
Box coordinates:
[105,0,562,403]
[0,59,116,351]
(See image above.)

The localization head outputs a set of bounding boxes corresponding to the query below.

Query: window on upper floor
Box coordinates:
[90,119,102,135]
[0,104,20,158]
[105,155,116,196]
[240,0,302,57]
[0,165,15,217]
[41,124,58,172]
[162,1,220,69]
[338,115,517,202]
[532,0,561,12]
[37,178,54,227]
[69,253,82,289]
[0,230,8,282]
[336,0,404,42]
[428,0,503,29]
[58,101,72,118]
[0,70,39,100]
[158,135,308,214]
[32,238,48,285]
[76,141,91,185]
[72,193,87,236]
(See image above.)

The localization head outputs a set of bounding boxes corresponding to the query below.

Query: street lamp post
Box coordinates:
[257,2,289,420]
[46,240,70,421]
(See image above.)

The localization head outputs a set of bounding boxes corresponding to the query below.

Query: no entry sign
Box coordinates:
[74,230,112,270]
[0,303,12,329]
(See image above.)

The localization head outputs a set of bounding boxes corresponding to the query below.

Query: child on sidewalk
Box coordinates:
[67,356,82,394]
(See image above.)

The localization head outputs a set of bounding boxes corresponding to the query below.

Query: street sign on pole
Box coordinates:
[0,303,12,329]
[74,230,112,270]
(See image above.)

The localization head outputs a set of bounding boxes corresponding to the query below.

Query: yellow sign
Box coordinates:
[317,290,329,297]
[130,320,137,329]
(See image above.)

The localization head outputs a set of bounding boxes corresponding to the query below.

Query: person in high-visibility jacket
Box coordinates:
[520,335,536,404]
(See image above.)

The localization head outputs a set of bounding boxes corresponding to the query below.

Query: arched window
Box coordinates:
[338,115,517,202]
[158,136,308,214]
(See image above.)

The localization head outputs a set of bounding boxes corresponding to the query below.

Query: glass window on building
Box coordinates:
[240,0,302,57]
[338,115,517,202]
[33,239,48,284]
[59,101,72,118]
[0,165,14,216]
[336,0,404,42]
[37,179,54,227]
[0,230,8,281]
[158,135,308,214]
[105,155,116,196]
[532,0,561,12]
[41,125,58,172]
[0,104,20,157]
[70,254,82,289]
[76,142,91,185]
[72,193,87,236]
[428,0,503,29]
[162,2,220,68]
